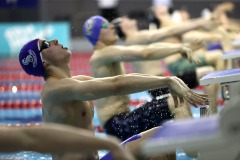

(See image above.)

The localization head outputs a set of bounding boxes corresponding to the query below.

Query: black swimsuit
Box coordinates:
[104,93,173,141]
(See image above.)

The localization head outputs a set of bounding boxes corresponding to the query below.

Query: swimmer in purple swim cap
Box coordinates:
[18,38,138,160]
[19,39,71,78]
[19,39,46,77]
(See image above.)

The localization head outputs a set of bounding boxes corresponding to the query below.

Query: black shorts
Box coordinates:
[148,87,170,98]
[176,70,199,89]
[103,97,173,141]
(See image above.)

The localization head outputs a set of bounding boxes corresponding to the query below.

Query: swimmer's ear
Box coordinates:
[43,61,48,67]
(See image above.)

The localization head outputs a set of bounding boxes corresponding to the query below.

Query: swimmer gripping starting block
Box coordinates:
[141,68,240,160]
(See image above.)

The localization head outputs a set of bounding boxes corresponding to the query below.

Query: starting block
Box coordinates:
[222,49,240,68]
[200,68,240,101]
[141,68,240,160]
[232,38,240,48]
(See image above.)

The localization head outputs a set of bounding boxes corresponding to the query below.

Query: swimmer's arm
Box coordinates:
[0,124,123,154]
[182,30,222,42]
[134,18,211,43]
[72,76,95,106]
[51,74,174,101]
[47,75,207,107]
[90,43,187,65]
[72,75,94,81]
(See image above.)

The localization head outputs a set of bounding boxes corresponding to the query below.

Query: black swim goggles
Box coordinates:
[40,40,50,52]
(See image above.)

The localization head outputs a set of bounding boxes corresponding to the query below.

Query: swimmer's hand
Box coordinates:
[109,137,136,160]
[187,39,205,51]
[214,2,234,13]
[180,46,199,63]
[168,76,209,108]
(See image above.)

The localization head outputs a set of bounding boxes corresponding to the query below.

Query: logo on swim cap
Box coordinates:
[83,16,106,46]
[22,49,38,67]
[85,19,94,36]
[19,39,45,77]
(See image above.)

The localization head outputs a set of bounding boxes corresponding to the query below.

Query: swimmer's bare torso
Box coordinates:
[90,51,130,126]
[41,77,98,160]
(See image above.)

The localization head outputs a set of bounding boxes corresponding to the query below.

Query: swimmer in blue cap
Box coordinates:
[83,15,119,46]
[83,15,210,159]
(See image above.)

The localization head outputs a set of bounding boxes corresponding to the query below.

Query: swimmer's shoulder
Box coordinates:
[41,78,75,100]
[127,30,151,44]
[90,46,121,67]
[72,75,94,81]
[92,45,125,57]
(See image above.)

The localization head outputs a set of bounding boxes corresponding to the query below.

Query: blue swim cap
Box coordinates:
[19,39,45,77]
[83,16,106,46]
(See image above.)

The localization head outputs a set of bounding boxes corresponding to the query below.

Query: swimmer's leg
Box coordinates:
[196,66,218,114]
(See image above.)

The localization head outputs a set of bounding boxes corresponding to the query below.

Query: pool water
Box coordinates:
[0,150,197,160]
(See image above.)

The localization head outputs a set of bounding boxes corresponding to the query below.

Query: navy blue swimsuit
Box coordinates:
[104,93,173,141]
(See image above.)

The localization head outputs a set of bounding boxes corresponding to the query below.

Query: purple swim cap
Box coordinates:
[19,39,45,77]
[83,16,106,45]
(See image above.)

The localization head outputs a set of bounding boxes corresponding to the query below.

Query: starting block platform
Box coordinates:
[232,38,240,47]
[199,68,240,86]
[143,116,220,154]
[142,116,240,160]
[222,49,240,60]
[223,49,240,68]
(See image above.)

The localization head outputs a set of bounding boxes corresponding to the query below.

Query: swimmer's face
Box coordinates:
[179,10,190,22]
[99,20,119,44]
[39,39,71,66]
[120,17,137,33]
